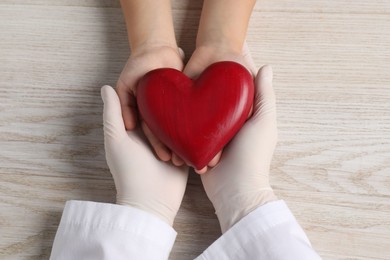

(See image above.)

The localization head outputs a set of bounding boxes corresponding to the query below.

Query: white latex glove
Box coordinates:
[201,65,278,233]
[101,85,189,226]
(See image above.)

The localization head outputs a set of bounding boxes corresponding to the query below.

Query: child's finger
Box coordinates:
[141,121,172,162]
[195,166,208,174]
[172,153,185,166]
[208,151,222,168]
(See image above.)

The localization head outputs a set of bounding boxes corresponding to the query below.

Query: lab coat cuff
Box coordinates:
[198,200,307,259]
[61,200,177,253]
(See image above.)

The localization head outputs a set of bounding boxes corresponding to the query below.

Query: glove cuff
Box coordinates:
[117,196,177,226]
[215,188,278,233]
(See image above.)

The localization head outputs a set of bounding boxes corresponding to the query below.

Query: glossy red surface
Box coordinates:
[137,61,254,170]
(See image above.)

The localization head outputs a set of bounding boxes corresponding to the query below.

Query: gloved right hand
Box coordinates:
[102,85,189,226]
[201,65,278,233]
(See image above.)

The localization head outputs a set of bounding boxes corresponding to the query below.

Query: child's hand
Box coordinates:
[183,43,256,173]
[117,45,185,164]
[184,42,256,79]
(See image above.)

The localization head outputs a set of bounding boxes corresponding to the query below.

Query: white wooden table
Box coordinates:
[0,1,389,259]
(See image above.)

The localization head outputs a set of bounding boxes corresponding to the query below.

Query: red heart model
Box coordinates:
[137,61,254,170]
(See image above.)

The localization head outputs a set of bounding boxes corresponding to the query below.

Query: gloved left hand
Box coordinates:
[101,85,189,226]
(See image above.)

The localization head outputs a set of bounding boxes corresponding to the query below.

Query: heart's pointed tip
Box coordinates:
[191,158,210,174]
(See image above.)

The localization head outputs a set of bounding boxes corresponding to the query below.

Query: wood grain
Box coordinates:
[0,0,389,259]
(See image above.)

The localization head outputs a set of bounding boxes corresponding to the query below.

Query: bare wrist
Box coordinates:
[196,0,255,55]
[120,0,177,54]
[193,44,243,61]
[196,38,243,55]
[130,41,178,57]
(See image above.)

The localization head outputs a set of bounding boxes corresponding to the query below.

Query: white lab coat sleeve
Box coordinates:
[50,200,176,260]
[196,200,321,260]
